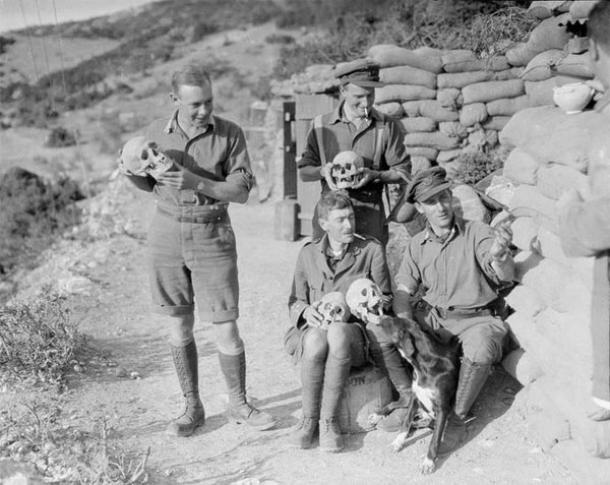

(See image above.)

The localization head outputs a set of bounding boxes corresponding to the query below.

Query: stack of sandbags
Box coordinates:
[496,104,610,457]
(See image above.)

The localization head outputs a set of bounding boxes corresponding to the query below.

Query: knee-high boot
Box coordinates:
[290,356,325,449]
[218,351,277,430]
[454,358,492,420]
[168,340,206,437]
[318,354,351,452]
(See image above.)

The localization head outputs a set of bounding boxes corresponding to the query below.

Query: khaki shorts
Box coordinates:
[148,203,239,322]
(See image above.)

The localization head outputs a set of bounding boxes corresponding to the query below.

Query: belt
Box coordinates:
[435,304,493,320]
[156,204,228,224]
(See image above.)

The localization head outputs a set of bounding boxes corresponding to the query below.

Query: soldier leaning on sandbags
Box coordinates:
[298,59,411,244]
[558,1,610,422]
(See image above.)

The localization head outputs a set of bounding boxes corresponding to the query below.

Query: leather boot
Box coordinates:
[168,341,206,437]
[319,354,351,452]
[218,351,277,431]
[289,356,324,449]
[454,359,492,420]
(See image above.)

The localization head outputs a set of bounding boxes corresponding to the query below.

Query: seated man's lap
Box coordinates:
[452,316,508,364]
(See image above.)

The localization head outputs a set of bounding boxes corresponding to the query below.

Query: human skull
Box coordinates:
[346,278,384,325]
[330,151,364,190]
[313,291,351,330]
[119,136,174,179]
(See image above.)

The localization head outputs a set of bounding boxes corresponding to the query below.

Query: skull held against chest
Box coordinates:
[119,136,174,179]
[346,278,384,325]
[330,151,364,190]
[313,291,351,330]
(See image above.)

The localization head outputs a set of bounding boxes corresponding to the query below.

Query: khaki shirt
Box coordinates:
[143,111,254,206]
[396,217,504,310]
[288,234,391,328]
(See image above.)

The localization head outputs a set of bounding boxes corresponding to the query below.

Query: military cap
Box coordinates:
[334,58,383,87]
[405,166,452,203]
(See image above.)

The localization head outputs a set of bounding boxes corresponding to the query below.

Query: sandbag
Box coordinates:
[511,216,539,252]
[375,102,405,119]
[399,117,437,133]
[500,106,609,172]
[438,121,468,138]
[436,148,464,164]
[494,67,525,81]
[411,156,432,174]
[503,148,541,185]
[483,116,511,131]
[536,164,590,200]
[459,103,488,126]
[402,100,426,117]
[521,50,567,82]
[451,183,490,222]
[379,65,437,89]
[462,79,525,104]
[375,84,437,103]
[404,132,460,150]
[506,42,539,67]
[556,53,594,79]
[367,44,444,73]
[526,13,571,55]
[508,184,558,232]
[468,129,498,150]
[486,95,532,116]
[437,88,462,110]
[442,56,511,74]
[520,257,573,308]
[437,70,493,89]
[408,100,460,121]
[485,175,515,207]
[528,1,570,19]
[536,225,589,272]
[569,0,599,19]
[513,250,544,283]
[524,76,586,106]
[404,145,439,160]
[505,284,546,318]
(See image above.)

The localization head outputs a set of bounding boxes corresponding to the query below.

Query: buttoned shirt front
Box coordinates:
[144,110,254,206]
[396,217,504,310]
[288,234,391,328]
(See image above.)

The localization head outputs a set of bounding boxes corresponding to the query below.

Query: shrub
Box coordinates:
[265,33,295,45]
[45,126,77,148]
[453,150,504,185]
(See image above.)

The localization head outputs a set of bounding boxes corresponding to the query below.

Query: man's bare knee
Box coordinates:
[165,314,195,347]
[213,319,244,355]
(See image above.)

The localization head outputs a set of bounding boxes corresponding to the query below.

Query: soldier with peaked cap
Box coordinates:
[298,58,411,244]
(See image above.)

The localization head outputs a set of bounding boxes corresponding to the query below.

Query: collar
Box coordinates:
[329,100,383,125]
[420,217,464,245]
[163,109,216,135]
[314,233,363,257]
[595,91,610,115]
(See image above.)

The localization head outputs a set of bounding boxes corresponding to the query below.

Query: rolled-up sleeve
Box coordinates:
[395,242,421,294]
[383,119,411,179]
[297,123,322,169]
[288,250,311,328]
[370,243,392,298]
[224,127,255,191]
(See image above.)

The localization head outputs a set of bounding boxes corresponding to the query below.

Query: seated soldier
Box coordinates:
[390,167,515,443]
[284,191,393,452]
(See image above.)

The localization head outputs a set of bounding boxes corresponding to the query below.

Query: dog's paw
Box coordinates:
[420,457,436,474]
[367,413,383,427]
[391,431,409,452]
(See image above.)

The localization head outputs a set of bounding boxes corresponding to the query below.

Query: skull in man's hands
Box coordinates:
[346,278,384,324]
[313,292,351,330]
[330,151,364,190]
[119,136,174,179]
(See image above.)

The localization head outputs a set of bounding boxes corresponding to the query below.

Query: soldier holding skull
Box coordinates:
[298,59,411,244]
[120,63,276,437]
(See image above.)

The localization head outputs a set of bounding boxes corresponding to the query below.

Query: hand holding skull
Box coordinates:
[154,165,201,190]
[119,136,175,179]
[350,167,380,189]
[307,292,351,330]
[326,151,365,191]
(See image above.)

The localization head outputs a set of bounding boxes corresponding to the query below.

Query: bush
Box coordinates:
[0,290,83,385]
[265,33,295,45]
[0,168,83,274]
[45,126,77,148]
[453,150,504,185]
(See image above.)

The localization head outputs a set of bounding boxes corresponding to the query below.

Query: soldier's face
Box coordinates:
[341,83,375,118]
[415,189,454,230]
[172,83,214,129]
[319,207,355,244]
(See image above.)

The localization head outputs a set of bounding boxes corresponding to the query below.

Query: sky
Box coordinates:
[0,0,157,33]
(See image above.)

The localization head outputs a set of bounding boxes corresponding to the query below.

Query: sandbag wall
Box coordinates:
[492,105,610,458]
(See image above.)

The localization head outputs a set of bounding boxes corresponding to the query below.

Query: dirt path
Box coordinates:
[35,188,584,485]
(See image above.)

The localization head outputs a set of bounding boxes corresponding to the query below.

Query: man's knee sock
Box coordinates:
[171,340,201,405]
[319,354,351,419]
[218,350,247,406]
[301,356,325,419]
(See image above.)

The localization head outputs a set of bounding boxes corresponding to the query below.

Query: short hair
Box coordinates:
[589,1,610,53]
[171,63,212,93]
[317,191,353,220]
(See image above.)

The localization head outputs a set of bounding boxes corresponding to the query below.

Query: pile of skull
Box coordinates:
[119,136,175,179]
[313,278,386,330]
[327,150,364,190]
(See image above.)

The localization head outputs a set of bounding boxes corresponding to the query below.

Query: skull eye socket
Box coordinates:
[345,163,352,170]
[140,149,149,160]
[361,288,368,297]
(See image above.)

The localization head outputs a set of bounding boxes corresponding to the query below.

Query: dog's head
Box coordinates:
[379,315,416,358]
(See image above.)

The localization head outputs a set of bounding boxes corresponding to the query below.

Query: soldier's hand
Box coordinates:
[303,305,324,328]
[351,167,380,189]
[320,163,339,191]
[155,166,200,190]
[490,220,513,262]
